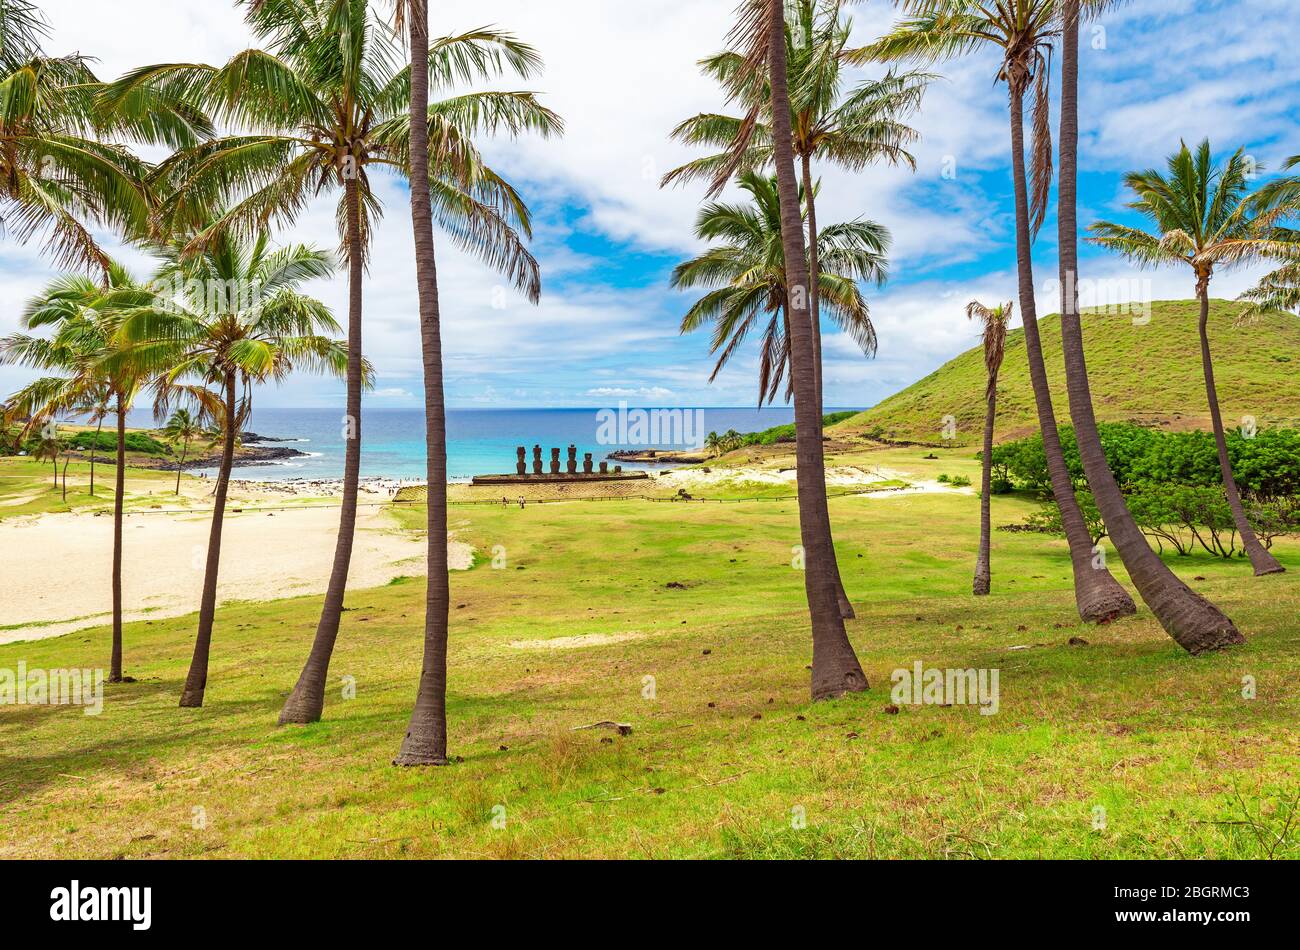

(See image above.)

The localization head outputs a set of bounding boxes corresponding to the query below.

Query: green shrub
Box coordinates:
[67,430,172,456]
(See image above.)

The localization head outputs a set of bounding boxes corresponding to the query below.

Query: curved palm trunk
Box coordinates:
[1007,85,1135,624]
[800,152,854,620]
[395,0,451,767]
[90,416,103,496]
[174,439,188,495]
[1056,2,1242,654]
[179,370,237,708]
[110,393,125,682]
[61,455,69,500]
[973,371,998,595]
[279,176,366,724]
[767,0,866,700]
[1196,286,1283,575]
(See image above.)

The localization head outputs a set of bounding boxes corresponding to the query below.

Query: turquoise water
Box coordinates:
[158,406,839,482]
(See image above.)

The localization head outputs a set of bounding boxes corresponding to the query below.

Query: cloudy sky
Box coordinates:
[2,0,1297,409]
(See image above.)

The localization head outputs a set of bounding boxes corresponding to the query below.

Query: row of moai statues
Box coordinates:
[515,445,620,476]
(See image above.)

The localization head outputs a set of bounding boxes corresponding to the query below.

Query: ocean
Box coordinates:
[144,406,841,482]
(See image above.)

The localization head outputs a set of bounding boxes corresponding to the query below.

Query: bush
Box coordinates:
[67,430,172,456]
[948,474,971,487]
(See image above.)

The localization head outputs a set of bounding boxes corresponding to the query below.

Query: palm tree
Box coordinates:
[665,0,926,413]
[705,431,724,457]
[30,419,61,488]
[1055,0,1241,653]
[967,299,1010,596]
[1089,140,1297,576]
[1,263,151,680]
[714,0,868,699]
[855,0,1136,625]
[162,407,203,495]
[115,231,348,708]
[1240,262,1300,316]
[672,170,886,404]
[0,2,207,275]
[102,0,561,723]
[78,386,111,496]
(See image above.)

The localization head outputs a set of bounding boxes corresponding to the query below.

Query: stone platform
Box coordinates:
[470,470,650,486]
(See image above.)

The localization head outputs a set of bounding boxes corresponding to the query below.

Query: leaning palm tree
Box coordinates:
[854,0,1136,625]
[114,230,349,708]
[967,299,1010,596]
[711,0,868,699]
[1055,0,1241,652]
[162,407,203,495]
[1089,140,1297,577]
[673,170,886,405]
[101,0,561,724]
[1,262,152,680]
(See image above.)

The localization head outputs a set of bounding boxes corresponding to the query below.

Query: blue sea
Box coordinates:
[131,406,847,482]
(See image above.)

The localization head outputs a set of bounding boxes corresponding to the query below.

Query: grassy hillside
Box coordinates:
[835,300,1300,446]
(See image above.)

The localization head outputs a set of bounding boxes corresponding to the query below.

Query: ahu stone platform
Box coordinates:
[470,444,651,486]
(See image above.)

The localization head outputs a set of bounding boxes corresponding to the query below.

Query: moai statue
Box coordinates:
[583,452,593,474]
[614,465,622,474]
[532,444,543,475]
[516,446,526,476]
[566,444,578,474]
[599,461,609,474]
[550,447,561,474]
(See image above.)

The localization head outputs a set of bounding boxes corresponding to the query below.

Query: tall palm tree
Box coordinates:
[1,263,151,680]
[162,406,203,495]
[114,231,349,708]
[1089,140,1297,576]
[672,169,886,404]
[967,299,1009,596]
[1055,0,1241,653]
[668,1,925,621]
[715,0,868,699]
[855,0,1136,625]
[102,0,561,723]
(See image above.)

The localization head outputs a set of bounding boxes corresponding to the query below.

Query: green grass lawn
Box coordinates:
[1,448,1297,858]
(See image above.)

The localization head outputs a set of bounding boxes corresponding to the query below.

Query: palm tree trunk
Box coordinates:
[800,152,854,620]
[175,440,187,495]
[179,370,237,707]
[90,416,102,496]
[973,373,997,595]
[279,174,366,724]
[766,0,866,700]
[61,455,69,500]
[110,393,125,682]
[1055,0,1242,654]
[394,0,452,766]
[1196,285,1283,575]
[1007,83,1135,624]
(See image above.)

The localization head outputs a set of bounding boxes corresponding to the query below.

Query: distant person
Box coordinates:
[518,496,526,509]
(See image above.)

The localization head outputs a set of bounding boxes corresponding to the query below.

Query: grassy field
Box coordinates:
[1,446,1297,859]
[837,300,1300,446]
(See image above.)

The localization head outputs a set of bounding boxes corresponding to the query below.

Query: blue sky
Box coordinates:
[2,0,1297,410]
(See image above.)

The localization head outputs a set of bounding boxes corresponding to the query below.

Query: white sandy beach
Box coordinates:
[0,501,472,644]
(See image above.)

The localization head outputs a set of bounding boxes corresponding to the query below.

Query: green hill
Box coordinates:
[834,299,1300,447]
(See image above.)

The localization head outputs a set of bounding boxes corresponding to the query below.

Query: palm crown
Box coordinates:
[100,0,562,295]
[1088,140,1300,294]
[672,169,888,403]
